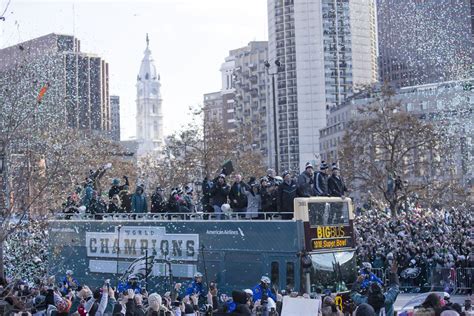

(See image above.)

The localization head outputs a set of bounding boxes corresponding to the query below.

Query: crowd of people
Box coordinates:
[0,270,296,316]
[1,263,472,316]
[354,205,473,293]
[62,161,348,219]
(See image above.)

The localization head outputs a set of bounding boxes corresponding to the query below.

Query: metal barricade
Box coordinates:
[430,267,456,292]
[454,267,473,294]
[371,268,386,285]
[54,211,294,221]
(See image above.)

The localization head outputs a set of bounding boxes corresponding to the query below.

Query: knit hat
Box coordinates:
[55,297,72,313]
[218,173,226,179]
[78,305,87,316]
[148,293,162,311]
[323,295,335,306]
[282,170,290,178]
[232,290,248,305]
[320,161,329,170]
[331,163,339,171]
[112,178,120,186]
[355,303,376,316]
[305,162,314,170]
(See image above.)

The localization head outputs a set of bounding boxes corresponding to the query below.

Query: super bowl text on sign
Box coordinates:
[86,226,199,261]
[303,223,354,251]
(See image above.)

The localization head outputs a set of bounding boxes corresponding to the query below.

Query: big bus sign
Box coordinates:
[294,197,355,252]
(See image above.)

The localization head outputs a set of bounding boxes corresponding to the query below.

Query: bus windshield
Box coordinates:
[308,201,350,226]
[309,251,357,292]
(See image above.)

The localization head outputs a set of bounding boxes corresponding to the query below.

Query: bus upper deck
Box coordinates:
[48,197,357,294]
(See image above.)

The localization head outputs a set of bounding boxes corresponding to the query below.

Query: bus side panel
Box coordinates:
[48,220,301,293]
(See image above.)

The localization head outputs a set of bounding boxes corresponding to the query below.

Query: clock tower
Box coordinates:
[136,34,163,154]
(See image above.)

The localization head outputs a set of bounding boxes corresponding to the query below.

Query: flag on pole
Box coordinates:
[37,83,50,104]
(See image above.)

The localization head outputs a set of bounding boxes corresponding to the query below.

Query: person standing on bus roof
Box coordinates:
[315,161,330,196]
[211,174,230,220]
[252,276,276,303]
[297,162,316,197]
[229,174,249,214]
[277,171,297,219]
[131,185,148,213]
[328,164,348,198]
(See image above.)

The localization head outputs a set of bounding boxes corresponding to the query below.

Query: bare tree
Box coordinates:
[138,107,266,192]
[0,55,135,277]
[339,88,466,217]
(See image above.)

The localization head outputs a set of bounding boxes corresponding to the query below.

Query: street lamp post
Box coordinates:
[0,140,4,174]
[265,59,282,173]
[116,225,122,275]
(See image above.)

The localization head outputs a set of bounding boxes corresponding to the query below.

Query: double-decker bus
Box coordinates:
[293,197,357,295]
[47,197,357,298]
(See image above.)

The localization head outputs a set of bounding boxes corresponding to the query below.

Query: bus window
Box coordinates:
[286,262,295,290]
[271,261,279,288]
[309,251,357,292]
[308,201,349,226]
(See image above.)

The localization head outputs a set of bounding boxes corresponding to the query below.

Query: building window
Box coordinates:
[286,262,295,289]
[271,262,279,288]
[153,121,158,138]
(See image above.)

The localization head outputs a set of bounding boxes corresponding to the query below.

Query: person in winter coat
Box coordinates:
[228,174,248,213]
[277,171,297,219]
[328,164,348,197]
[61,270,80,294]
[81,180,94,209]
[185,272,207,307]
[314,161,330,196]
[119,185,132,212]
[132,186,148,213]
[359,262,384,290]
[321,296,343,316]
[244,181,261,219]
[167,189,180,213]
[109,176,130,199]
[327,164,348,224]
[201,176,214,213]
[297,162,316,197]
[252,276,277,303]
[229,290,252,316]
[183,186,195,213]
[351,261,400,316]
[88,191,107,218]
[413,293,443,316]
[210,174,230,219]
[83,286,109,316]
[151,187,166,213]
[108,194,124,213]
[146,293,173,316]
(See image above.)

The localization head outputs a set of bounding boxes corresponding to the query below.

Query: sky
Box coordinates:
[0,0,268,140]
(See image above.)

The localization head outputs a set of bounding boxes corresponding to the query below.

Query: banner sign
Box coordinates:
[304,223,354,251]
[85,226,199,261]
